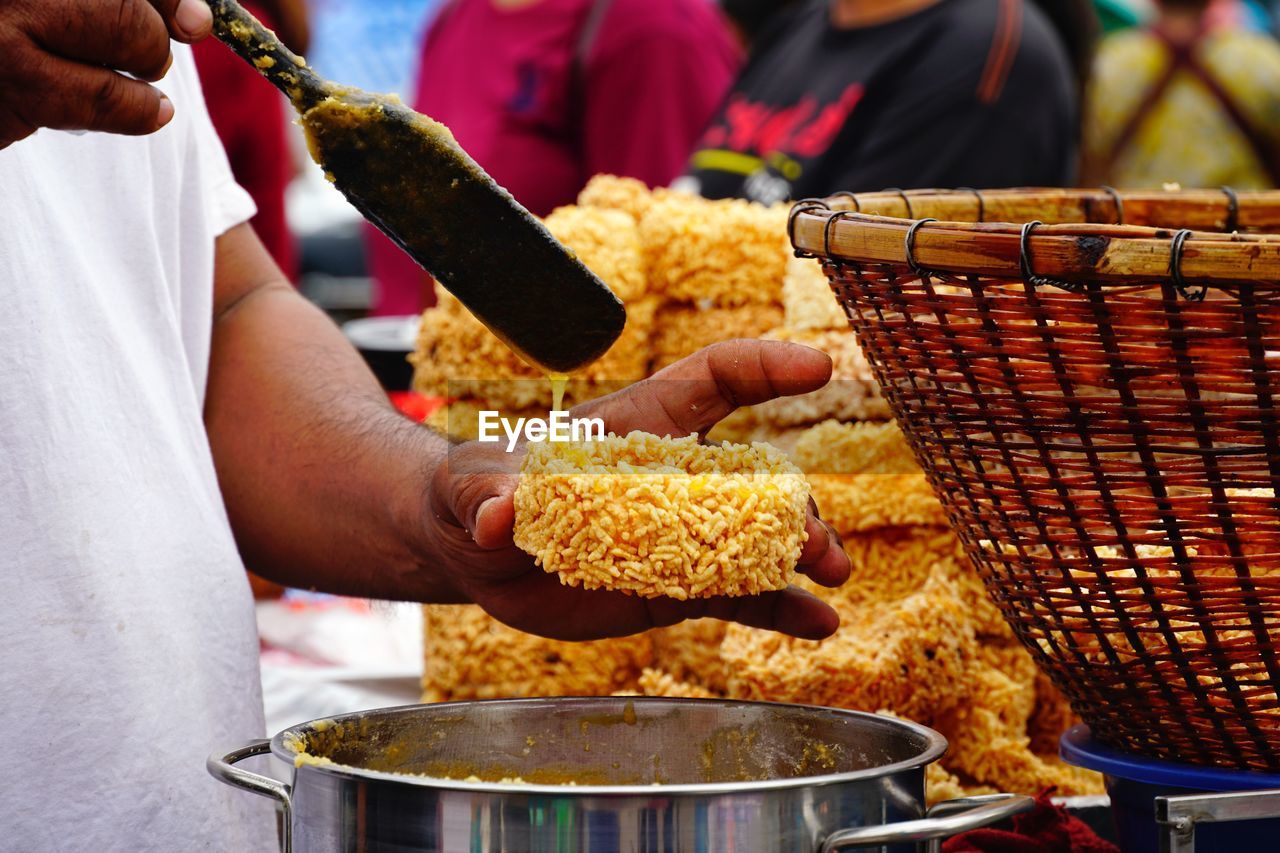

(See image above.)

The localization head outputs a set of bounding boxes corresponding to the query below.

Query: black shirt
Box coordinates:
[682,0,1077,203]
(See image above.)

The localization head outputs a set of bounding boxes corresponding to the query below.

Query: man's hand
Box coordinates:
[206,226,849,642]
[0,0,213,149]
[421,340,853,643]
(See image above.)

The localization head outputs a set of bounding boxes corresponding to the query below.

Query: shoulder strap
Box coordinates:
[575,0,615,73]
[977,0,1024,105]
[1100,35,1184,175]
[1166,30,1280,186]
[568,0,614,162]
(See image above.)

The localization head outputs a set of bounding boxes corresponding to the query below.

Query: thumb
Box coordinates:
[437,457,519,550]
[149,0,215,43]
[470,492,516,550]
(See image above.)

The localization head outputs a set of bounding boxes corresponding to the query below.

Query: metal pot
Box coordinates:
[341,315,419,391]
[210,697,1032,852]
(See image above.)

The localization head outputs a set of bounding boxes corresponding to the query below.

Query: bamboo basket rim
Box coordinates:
[790,189,1280,287]
[807,186,1275,227]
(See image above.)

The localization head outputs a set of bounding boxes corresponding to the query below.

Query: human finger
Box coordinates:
[146,0,214,43]
[0,113,37,151]
[574,340,833,439]
[797,516,850,588]
[431,443,521,550]
[36,0,172,81]
[697,587,840,640]
[472,572,840,643]
[25,56,173,135]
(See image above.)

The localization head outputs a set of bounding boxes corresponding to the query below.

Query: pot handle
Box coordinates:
[820,793,1035,852]
[207,739,293,853]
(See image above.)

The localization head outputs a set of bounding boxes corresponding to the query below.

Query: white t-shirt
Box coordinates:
[0,47,277,851]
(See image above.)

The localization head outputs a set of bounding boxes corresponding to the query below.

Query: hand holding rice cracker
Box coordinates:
[424,340,851,642]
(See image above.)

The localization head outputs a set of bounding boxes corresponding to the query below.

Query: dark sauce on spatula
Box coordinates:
[209,0,627,375]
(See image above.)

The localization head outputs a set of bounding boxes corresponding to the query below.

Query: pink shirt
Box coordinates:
[368,0,741,315]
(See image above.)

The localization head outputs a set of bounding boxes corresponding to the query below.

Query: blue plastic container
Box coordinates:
[1060,725,1280,852]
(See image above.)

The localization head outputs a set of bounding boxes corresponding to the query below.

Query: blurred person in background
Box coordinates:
[680,0,1081,205]
[1205,0,1272,30]
[367,0,742,316]
[719,0,1097,72]
[193,0,309,282]
[1083,0,1280,188]
[720,0,805,46]
[1095,0,1146,32]
[1033,0,1102,115]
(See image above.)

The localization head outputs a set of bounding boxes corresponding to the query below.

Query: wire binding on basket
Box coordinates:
[822,209,857,260]
[1100,185,1125,224]
[832,190,862,211]
[1169,228,1206,301]
[904,218,939,278]
[788,198,831,259]
[956,187,985,222]
[1222,185,1240,233]
[1019,220,1084,293]
[885,187,914,218]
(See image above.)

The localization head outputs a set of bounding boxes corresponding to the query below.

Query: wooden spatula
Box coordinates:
[207,0,626,375]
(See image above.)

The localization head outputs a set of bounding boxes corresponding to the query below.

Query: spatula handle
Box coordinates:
[207,0,330,112]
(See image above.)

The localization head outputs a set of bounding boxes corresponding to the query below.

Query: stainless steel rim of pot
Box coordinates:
[209,698,1044,853]
[209,746,1034,853]
[271,696,950,796]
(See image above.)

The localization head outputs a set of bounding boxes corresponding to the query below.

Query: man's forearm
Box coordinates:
[205,224,462,601]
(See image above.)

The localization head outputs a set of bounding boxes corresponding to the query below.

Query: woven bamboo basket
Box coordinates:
[790,188,1280,771]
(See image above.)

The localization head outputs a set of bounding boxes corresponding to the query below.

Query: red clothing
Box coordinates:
[944,793,1118,853]
[193,5,298,281]
[367,0,741,316]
